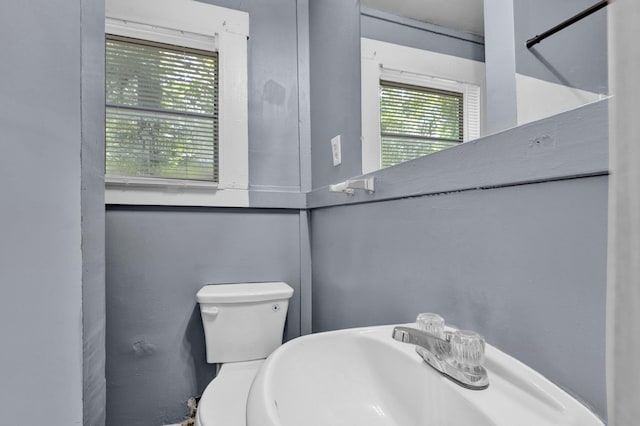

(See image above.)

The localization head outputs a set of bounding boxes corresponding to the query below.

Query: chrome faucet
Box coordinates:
[392,316,489,390]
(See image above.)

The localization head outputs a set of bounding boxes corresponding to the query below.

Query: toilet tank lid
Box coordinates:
[196,282,294,304]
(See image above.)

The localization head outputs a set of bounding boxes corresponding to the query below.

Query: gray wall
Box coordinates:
[309,0,362,189]
[308,100,609,418]
[483,0,518,133]
[0,0,87,424]
[106,207,301,426]
[82,0,107,424]
[105,1,309,424]
[0,0,610,424]
[308,1,486,191]
[514,0,608,94]
[311,175,607,417]
[198,0,302,193]
[105,1,608,424]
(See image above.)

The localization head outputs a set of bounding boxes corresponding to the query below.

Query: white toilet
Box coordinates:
[194,281,294,426]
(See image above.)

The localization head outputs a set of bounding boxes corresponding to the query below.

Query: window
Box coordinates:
[379,81,463,168]
[105,0,249,207]
[361,38,484,174]
[106,35,218,181]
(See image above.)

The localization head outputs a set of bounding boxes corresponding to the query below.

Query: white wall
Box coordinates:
[516,74,604,125]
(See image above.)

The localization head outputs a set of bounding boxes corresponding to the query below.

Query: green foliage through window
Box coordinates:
[105,35,218,181]
[380,80,463,168]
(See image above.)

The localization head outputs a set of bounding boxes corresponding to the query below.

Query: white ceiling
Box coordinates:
[361,0,485,36]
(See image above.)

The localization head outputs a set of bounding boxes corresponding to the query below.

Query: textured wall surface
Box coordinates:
[0,0,611,424]
[81,0,107,423]
[483,0,518,133]
[309,0,362,189]
[0,1,85,424]
[105,1,307,424]
[606,1,640,422]
[102,1,610,424]
[309,3,486,189]
[199,0,303,192]
[106,207,301,425]
[311,176,608,418]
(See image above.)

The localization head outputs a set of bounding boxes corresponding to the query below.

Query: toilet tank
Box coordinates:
[196,282,294,363]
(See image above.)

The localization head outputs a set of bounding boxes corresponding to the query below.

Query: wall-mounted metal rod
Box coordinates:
[526,0,609,49]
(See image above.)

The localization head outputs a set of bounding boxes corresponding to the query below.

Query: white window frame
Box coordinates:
[361,38,485,174]
[105,0,249,207]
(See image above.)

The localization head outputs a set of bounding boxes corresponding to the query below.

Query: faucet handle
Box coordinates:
[416,313,445,339]
[451,330,486,367]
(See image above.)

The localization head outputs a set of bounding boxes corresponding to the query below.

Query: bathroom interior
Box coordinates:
[1,0,638,425]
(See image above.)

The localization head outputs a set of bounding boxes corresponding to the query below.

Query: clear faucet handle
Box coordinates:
[416,313,445,339]
[451,330,485,367]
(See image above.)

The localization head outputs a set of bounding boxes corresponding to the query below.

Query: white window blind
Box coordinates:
[105,35,218,181]
[379,80,463,168]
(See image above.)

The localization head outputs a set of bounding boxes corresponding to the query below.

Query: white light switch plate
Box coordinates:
[331,135,342,166]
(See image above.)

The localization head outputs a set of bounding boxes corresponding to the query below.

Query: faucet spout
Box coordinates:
[392,325,489,390]
[392,326,450,355]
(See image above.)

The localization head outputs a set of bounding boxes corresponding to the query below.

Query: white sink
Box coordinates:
[247,324,603,426]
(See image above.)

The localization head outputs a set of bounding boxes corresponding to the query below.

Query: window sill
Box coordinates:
[105,176,249,207]
[106,175,219,190]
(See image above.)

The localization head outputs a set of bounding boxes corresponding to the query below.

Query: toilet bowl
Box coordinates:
[194,282,294,426]
[195,360,263,426]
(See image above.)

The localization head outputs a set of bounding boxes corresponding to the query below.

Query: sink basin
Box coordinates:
[247,324,603,426]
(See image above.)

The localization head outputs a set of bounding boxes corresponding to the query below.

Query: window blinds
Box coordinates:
[379,80,463,168]
[105,35,218,181]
